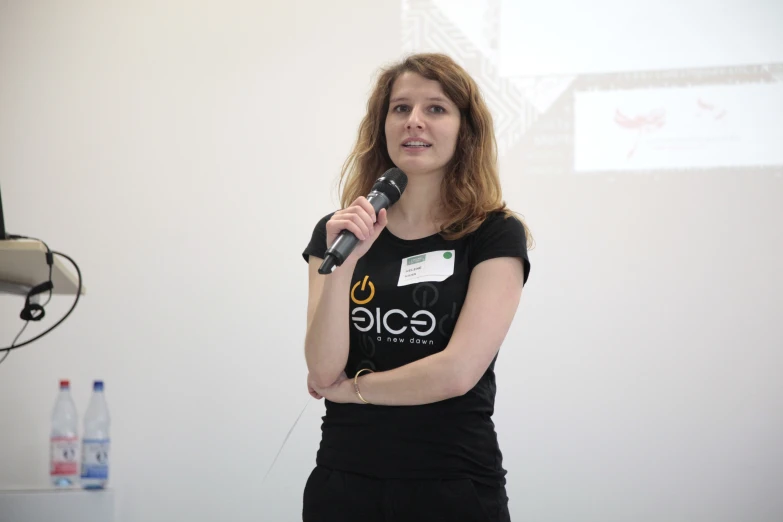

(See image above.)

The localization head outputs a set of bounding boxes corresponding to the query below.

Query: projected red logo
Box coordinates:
[614,108,666,159]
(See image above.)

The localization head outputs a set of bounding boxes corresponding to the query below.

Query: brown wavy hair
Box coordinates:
[338,52,532,247]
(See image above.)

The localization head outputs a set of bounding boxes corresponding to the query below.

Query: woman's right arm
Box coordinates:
[304,255,357,389]
[304,198,388,390]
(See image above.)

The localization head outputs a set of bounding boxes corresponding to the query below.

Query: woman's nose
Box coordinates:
[405,106,424,129]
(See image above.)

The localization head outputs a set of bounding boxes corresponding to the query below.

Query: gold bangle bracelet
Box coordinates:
[354,368,374,404]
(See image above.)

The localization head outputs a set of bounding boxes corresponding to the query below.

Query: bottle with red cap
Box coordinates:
[50,379,79,486]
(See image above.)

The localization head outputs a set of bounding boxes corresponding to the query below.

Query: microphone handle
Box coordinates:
[318,191,390,275]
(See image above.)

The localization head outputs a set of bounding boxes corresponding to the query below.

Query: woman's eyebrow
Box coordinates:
[390,96,450,103]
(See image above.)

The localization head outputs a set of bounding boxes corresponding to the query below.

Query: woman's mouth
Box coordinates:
[403,140,432,148]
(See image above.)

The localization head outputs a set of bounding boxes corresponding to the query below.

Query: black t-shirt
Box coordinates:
[302,211,530,486]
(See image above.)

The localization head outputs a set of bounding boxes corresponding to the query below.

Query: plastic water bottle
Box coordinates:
[50,379,79,487]
[80,380,110,489]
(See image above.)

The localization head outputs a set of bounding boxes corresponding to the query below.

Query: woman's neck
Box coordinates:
[385,173,444,238]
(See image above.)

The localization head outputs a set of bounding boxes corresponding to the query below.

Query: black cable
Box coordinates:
[0,321,30,367]
[8,234,54,306]
[0,250,82,355]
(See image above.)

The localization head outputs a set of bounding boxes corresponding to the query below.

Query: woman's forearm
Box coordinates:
[356,351,467,405]
[317,351,467,406]
[304,261,356,388]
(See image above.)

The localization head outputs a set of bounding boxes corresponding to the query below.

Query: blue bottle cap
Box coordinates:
[93,380,104,391]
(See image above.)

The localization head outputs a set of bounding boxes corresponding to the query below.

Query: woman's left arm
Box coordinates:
[312,256,525,406]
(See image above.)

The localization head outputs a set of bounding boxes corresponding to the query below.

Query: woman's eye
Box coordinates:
[392,104,447,114]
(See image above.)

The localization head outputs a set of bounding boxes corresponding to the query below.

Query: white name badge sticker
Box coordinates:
[398,250,456,286]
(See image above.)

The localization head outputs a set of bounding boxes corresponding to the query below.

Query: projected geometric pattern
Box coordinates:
[402,0,783,175]
[401,0,573,156]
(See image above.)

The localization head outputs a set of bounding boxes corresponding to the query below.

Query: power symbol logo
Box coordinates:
[351,275,375,305]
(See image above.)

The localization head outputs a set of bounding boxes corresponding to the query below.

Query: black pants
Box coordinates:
[302,465,511,522]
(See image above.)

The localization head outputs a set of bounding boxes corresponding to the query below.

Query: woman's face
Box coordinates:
[384,72,461,181]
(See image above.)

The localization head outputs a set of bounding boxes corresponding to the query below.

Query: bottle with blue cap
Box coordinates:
[80,380,110,489]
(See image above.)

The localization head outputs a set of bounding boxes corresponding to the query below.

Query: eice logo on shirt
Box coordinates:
[350,275,436,344]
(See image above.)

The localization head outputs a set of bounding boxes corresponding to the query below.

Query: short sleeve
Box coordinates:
[302,212,335,263]
[468,212,531,285]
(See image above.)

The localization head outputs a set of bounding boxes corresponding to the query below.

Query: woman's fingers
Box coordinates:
[326,217,367,241]
[353,198,377,226]
[376,208,388,230]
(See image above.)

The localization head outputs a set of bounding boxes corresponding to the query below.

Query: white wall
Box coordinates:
[1,1,781,521]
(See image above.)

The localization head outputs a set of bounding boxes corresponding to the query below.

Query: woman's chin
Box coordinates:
[392,159,443,178]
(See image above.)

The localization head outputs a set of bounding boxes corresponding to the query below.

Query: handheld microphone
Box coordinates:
[318,168,408,274]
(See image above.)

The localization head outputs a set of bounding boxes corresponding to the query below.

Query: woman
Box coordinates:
[301,53,532,521]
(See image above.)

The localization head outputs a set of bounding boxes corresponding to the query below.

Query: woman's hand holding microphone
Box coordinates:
[325,196,388,268]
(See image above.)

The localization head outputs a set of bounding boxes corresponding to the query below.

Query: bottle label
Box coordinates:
[50,436,79,476]
[81,438,110,479]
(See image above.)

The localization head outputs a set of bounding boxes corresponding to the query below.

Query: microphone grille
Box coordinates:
[373,168,408,204]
